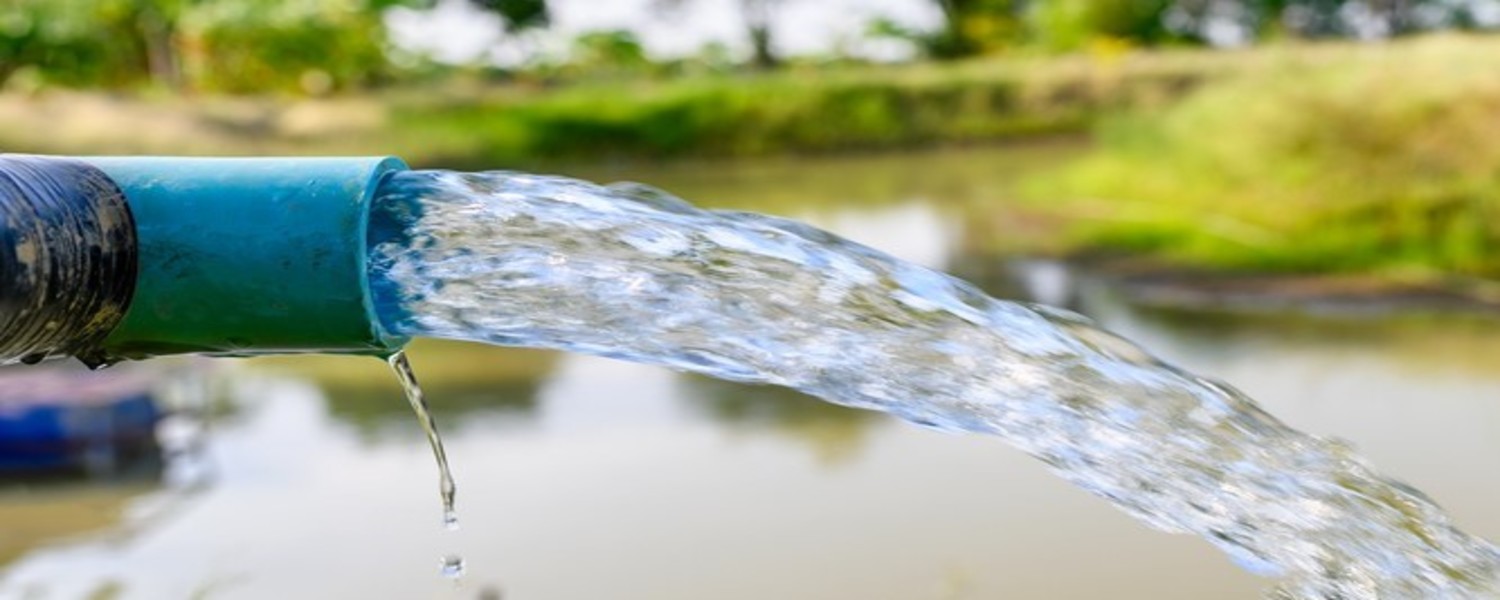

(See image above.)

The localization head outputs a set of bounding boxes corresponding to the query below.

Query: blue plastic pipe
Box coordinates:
[0,154,412,365]
[82,156,412,362]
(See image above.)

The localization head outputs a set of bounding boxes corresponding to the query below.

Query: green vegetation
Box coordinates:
[0,0,412,93]
[0,48,1227,167]
[4,0,1494,93]
[384,52,1222,167]
[1031,35,1500,279]
[1031,0,1174,51]
[3,1,1500,280]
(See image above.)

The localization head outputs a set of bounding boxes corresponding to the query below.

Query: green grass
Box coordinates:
[385,54,1225,168]
[0,49,1230,168]
[1028,35,1500,279]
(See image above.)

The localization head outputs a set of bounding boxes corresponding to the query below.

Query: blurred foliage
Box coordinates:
[4,0,1500,91]
[468,0,549,33]
[654,0,784,69]
[2,0,1499,281]
[682,375,882,467]
[902,0,1500,58]
[566,29,653,77]
[1030,35,1500,278]
[1165,0,1500,42]
[0,46,1229,163]
[934,0,1031,56]
[1031,0,1177,51]
[382,52,1218,166]
[0,0,154,87]
[463,0,550,65]
[0,0,417,93]
[186,0,396,93]
[869,0,1029,59]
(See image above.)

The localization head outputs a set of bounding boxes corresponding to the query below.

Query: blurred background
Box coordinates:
[2,1,1500,598]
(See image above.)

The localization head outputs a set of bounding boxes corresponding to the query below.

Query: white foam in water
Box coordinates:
[366,171,1500,599]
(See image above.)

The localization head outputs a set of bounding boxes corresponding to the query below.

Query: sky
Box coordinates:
[386,0,943,65]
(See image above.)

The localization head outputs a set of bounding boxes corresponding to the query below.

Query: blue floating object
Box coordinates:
[0,368,161,473]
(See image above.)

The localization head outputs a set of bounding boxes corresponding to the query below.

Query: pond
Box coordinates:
[1,144,1497,599]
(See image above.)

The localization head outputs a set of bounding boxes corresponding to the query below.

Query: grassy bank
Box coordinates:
[0,49,1230,168]
[384,52,1225,168]
[1027,35,1500,280]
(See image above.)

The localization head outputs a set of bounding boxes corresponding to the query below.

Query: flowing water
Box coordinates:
[364,170,1500,599]
[388,350,468,581]
[387,351,459,534]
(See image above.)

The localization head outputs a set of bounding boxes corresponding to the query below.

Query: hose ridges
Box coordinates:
[0,155,137,366]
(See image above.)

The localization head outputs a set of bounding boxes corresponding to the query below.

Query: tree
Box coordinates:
[927,0,1029,58]
[0,0,189,88]
[98,0,194,88]
[1031,0,1176,50]
[1168,0,1486,41]
[464,0,550,64]
[187,0,400,93]
[656,0,785,69]
[0,0,431,93]
[569,29,652,77]
[467,0,550,33]
[741,0,781,69]
[0,1,105,85]
[1265,0,1368,37]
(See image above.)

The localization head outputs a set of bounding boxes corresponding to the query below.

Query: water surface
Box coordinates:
[1,145,1497,599]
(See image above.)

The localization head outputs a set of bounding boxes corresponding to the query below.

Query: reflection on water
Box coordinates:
[322,375,542,441]
[682,376,883,467]
[0,483,160,568]
[0,146,1497,598]
[570,141,1082,215]
[257,341,556,443]
[0,360,219,585]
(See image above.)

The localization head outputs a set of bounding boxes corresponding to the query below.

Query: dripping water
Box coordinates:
[440,554,467,579]
[387,350,464,576]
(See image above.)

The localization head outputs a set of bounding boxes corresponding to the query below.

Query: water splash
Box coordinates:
[367,170,1500,598]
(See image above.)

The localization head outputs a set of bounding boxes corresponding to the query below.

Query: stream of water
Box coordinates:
[365,170,1500,598]
[385,351,465,579]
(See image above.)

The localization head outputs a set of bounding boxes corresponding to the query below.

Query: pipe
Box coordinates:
[0,156,137,366]
[0,155,410,366]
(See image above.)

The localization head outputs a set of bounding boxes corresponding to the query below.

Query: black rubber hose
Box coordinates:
[0,155,137,366]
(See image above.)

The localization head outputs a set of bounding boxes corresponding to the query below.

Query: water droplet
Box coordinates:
[76,351,118,370]
[443,509,460,531]
[440,554,466,579]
